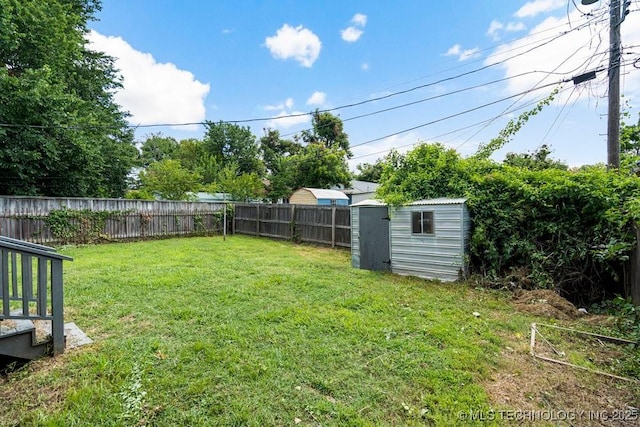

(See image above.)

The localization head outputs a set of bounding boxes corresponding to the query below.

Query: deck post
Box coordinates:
[50,258,65,355]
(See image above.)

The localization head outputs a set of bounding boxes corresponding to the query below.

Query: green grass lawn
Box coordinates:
[1,236,539,426]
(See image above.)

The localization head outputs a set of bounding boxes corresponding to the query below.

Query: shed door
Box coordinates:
[359,207,390,271]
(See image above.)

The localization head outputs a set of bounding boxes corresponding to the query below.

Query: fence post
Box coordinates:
[256,205,260,236]
[290,205,296,241]
[331,206,336,248]
[231,203,236,235]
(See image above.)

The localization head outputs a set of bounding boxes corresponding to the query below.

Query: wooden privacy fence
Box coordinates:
[0,196,227,245]
[234,203,351,248]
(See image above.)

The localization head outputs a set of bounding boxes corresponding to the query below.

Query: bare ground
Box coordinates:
[484,289,640,426]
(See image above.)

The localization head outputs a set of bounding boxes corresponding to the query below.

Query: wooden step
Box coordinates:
[0,322,52,360]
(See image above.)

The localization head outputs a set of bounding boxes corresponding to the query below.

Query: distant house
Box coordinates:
[289,188,349,206]
[332,180,380,205]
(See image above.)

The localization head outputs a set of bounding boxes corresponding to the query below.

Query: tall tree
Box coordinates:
[139,133,179,168]
[203,121,265,177]
[259,129,302,174]
[300,111,352,157]
[264,113,352,200]
[0,0,137,197]
[174,138,219,184]
[292,144,351,189]
[354,154,397,183]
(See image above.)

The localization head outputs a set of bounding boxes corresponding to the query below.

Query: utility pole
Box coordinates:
[607,0,621,169]
[582,0,630,169]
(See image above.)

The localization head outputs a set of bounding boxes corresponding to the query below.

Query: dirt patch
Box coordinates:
[485,291,639,426]
[512,289,583,320]
[485,341,640,426]
[0,320,17,333]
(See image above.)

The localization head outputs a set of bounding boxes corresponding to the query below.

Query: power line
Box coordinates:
[349,79,571,151]
[349,87,577,162]
[0,9,609,133]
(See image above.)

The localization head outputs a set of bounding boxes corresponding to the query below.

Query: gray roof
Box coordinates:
[332,180,380,195]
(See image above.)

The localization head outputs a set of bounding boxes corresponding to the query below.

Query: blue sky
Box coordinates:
[88,0,640,170]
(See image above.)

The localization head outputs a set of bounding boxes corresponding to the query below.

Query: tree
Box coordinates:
[216,163,265,202]
[621,114,640,156]
[299,111,352,157]
[378,143,470,205]
[292,144,351,189]
[203,121,265,177]
[173,138,219,184]
[265,112,353,199]
[503,144,568,171]
[138,160,201,200]
[354,153,398,183]
[0,0,137,197]
[265,145,352,201]
[259,129,302,174]
[139,133,179,168]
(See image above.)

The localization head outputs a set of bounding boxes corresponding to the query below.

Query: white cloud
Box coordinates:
[361,62,370,71]
[352,13,367,27]
[515,0,565,18]
[506,22,526,32]
[285,98,294,109]
[266,111,311,129]
[445,44,461,56]
[341,27,364,43]
[341,13,367,43]
[265,24,321,67]
[307,91,327,106]
[264,98,295,111]
[444,44,481,61]
[487,20,526,41]
[487,20,504,40]
[87,31,210,129]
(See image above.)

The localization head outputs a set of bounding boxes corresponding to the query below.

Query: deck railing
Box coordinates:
[0,236,72,355]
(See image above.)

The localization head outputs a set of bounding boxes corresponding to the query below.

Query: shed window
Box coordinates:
[411,211,434,234]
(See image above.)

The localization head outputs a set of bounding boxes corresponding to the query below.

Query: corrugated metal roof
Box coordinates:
[305,188,349,200]
[350,199,387,207]
[409,198,467,206]
[351,197,466,207]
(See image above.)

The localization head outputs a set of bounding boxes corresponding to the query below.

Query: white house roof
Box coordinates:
[305,188,350,200]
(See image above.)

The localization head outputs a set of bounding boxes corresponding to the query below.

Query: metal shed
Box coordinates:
[290,188,350,206]
[351,198,470,281]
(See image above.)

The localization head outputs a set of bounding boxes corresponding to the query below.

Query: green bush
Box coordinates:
[378,143,640,304]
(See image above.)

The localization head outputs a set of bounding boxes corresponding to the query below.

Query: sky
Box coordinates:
[88,0,640,170]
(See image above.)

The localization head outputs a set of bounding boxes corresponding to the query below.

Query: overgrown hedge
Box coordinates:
[378,143,640,304]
